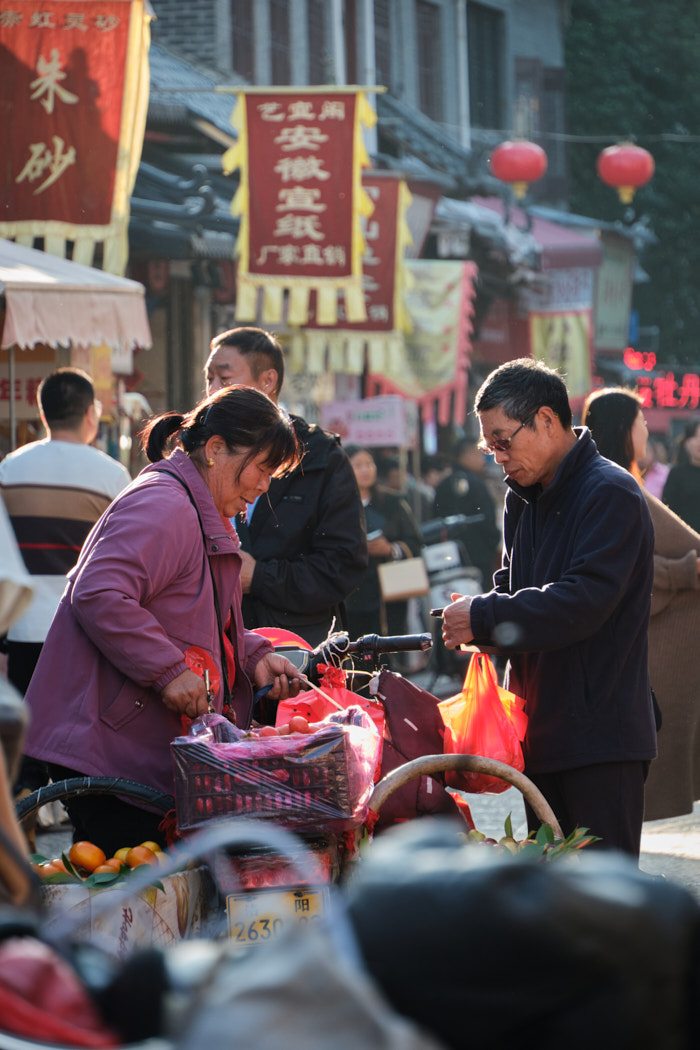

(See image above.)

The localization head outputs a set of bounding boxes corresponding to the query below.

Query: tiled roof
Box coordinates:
[148,44,239,139]
[376,93,499,196]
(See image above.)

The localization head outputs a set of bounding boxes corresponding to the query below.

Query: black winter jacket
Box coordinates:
[238,415,368,647]
[469,428,657,774]
[662,461,700,533]
[345,485,424,635]
[433,467,501,587]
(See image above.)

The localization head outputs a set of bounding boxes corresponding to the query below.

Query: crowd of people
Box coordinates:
[1,336,700,859]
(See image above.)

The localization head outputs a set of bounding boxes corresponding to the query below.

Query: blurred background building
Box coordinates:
[3,0,697,462]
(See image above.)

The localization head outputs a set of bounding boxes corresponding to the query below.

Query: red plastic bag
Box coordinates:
[276,665,386,743]
[437,654,528,794]
[0,937,119,1047]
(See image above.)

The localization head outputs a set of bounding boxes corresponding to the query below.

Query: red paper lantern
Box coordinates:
[489,140,548,199]
[597,143,654,204]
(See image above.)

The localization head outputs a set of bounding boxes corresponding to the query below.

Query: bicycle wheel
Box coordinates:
[15,777,174,822]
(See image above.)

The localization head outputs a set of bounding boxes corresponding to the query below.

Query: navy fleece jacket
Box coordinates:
[469,428,657,775]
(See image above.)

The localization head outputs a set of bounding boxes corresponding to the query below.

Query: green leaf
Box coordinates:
[85,871,123,888]
[30,853,48,865]
[535,824,555,846]
[504,813,514,839]
[518,840,546,858]
[61,851,82,878]
[40,871,83,886]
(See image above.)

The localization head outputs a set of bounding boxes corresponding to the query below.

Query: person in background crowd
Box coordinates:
[205,327,367,647]
[639,435,670,500]
[21,386,304,855]
[442,359,657,857]
[0,368,131,811]
[433,437,501,590]
[345,446,423,640]
[375,454,405,495]
[417,454,451,523]
[662,418,700,532]
[583,387,700,822]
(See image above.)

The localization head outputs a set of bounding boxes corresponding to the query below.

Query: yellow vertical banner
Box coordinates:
[529,310,593,400]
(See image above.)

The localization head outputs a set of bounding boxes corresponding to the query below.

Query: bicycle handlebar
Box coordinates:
[344,632,432,655]
[296,631,432,681]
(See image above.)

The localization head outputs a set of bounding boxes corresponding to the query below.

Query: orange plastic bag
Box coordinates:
[437,654,528,794]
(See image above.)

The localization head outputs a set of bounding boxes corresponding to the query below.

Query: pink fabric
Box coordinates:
[642,462,670,500]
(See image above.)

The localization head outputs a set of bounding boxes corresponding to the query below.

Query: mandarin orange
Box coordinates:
[69,841,107,873]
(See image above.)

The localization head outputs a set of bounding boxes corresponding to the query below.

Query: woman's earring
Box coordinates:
[207,458,214,467]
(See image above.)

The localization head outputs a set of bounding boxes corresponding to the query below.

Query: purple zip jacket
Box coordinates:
[23,449,272,798]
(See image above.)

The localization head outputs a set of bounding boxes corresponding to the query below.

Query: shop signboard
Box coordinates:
[319,396,418,449]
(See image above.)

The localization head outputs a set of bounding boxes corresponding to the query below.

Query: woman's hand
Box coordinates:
[254,653,303,701]
[161,669,209,718]
[368,535,393,558]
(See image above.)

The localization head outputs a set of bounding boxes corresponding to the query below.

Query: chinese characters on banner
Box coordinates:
[223,89,376,327]
[366,260,478,427]
[530,310,593,403]
[0,0,151,274]
[291,173,414,376]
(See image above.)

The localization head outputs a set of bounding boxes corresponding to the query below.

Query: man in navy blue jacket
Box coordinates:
[443,358,657,857]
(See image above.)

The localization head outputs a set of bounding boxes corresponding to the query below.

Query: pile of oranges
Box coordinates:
[34,840,165,881]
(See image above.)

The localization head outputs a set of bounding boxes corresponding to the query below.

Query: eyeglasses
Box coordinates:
[477,409,539,456]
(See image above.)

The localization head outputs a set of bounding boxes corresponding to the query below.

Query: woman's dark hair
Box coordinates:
[345,445,373,462]
[474,357,573,430]
[346,446,378,494]
[582,387,642,471]
[674,417,700,466]
[139,385,300,478]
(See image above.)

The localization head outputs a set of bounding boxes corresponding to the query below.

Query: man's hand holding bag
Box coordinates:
[438,654,528,794]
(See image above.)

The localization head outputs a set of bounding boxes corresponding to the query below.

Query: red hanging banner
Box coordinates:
[224,88,376,327]
[305,173,412,333]
[0,0,151,274]
[286,171,414,381]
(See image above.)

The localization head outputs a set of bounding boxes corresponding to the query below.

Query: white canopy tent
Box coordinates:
[0,239,152,449]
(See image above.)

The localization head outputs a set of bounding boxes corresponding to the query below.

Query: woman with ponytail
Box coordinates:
[22,386,303,853]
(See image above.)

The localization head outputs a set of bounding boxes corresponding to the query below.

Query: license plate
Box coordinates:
[226,887,329,946]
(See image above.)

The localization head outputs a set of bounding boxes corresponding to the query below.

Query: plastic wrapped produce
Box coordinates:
[172,706,381,835]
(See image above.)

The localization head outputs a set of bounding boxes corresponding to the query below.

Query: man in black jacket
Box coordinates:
[205,327,367,647]
[442,358,657,858]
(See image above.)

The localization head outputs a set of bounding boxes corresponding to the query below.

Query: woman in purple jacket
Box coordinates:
[23,386,303,853]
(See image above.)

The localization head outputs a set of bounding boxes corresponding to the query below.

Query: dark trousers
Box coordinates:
[7,641,50,793]
[524,760,649,859]
[48,763,169,857]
